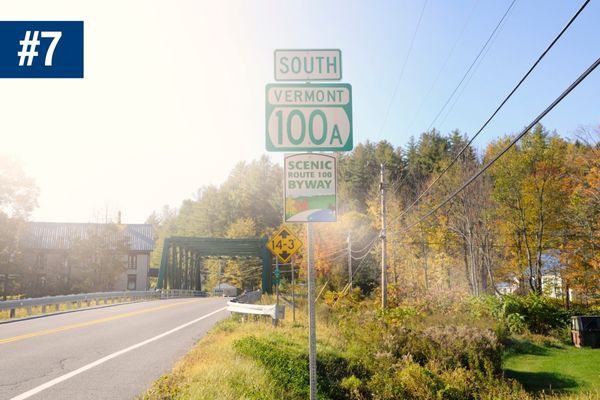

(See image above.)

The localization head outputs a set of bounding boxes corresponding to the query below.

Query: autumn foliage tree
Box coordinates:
[146,124,600,302]
[561,129,600,302]
[0,155,38,299]
[487,125,570,294]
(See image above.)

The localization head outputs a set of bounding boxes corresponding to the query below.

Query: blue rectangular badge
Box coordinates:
[0,21,83,78]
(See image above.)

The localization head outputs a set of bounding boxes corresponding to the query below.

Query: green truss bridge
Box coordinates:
[156,237,274,294]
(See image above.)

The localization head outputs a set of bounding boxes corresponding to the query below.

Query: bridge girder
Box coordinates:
[156,237,273,294]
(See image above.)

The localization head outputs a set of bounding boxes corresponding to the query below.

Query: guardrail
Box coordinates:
[227,290,284,320]
[0,290,161,319]
[160,289,207,299]
[227,301,280,319]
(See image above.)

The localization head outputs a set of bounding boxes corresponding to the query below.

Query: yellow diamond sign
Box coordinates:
[266,226,303,263]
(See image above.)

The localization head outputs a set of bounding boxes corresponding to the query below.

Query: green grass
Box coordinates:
[140,296,599,400]
[504,340,600,395]
[139,301,354,400]
[139,317,303,400]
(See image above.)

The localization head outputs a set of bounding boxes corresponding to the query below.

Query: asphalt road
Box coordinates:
[0,297,230,400]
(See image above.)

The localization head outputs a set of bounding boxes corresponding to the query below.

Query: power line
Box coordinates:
[318,247,347,258]
[392,55,600,236]
[391,0,592,226]
[322,252,348,263]
[425,0,518,132]
[328,66,598,297]
[404,0,481,135]
[435,11,504,130]
[335,238,380,299]
[377,0,428,139]
[393,240,596,249]
[440,0,591,132]
[351,250,373,261]
[350,234,379,255]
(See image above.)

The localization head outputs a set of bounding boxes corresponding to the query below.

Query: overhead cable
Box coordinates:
[392,0,592,225]
[377,0,429,139]
[425,0,518,132]
[393,55,600,236]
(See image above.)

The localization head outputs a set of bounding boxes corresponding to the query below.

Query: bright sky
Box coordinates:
[1,0,599,224]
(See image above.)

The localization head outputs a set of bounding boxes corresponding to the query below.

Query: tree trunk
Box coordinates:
[517,204,535,293]
[534,184,546,295]
[462,240,473,295]
[468,226,479,296]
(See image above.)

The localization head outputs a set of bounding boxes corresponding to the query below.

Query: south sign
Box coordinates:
[274,49,341,81]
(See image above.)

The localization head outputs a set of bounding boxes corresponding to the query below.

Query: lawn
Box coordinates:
[504,339,600,395]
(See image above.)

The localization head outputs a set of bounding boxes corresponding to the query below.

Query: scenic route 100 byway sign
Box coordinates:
[284,153,336,222]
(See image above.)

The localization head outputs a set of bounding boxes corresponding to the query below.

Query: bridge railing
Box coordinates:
[160,289,207,299]
[0,290,161,319]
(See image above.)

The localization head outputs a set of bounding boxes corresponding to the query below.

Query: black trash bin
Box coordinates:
[571,316,600,348]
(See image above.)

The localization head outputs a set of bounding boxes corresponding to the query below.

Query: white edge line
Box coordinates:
[10,306,228,400]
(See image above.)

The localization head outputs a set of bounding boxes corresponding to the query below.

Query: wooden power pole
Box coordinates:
[380,163,387,309]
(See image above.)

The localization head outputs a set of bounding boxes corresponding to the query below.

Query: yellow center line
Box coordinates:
[0,299,200,345]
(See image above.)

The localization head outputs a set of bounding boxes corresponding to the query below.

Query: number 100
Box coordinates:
[275,109,328,145]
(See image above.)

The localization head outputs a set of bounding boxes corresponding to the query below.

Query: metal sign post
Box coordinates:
[274,257,280,326]
[265,48,352,400]
[307,222,317,400]
[291,258,296,322]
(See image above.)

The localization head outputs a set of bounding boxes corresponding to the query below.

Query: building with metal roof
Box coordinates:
[21,222,155,252]
[17,222,155,296]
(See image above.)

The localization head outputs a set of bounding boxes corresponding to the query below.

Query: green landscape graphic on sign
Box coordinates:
[284,153,337,222]
[285,194,336,222]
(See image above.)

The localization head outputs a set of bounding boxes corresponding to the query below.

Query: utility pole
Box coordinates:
[380,163,387,309]
[422,241,429,291]
[347,233,352,290]
[392,240,398,286]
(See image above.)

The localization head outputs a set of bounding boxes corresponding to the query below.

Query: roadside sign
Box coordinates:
[274,267,281,285]
[285,153,336,222]
[274,49,341,81]
[265,83,352,151]
[266,226,303,263]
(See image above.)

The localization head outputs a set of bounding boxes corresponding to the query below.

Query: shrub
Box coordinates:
[340,375,364,400]
[504,312,527,335]
[408,325,502,376]
[495,294,570,335]
[366,355,441,400]
[336,305,503,375]
[365,355,528,400]
[467,295,500,320]
[378,305,420,326]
